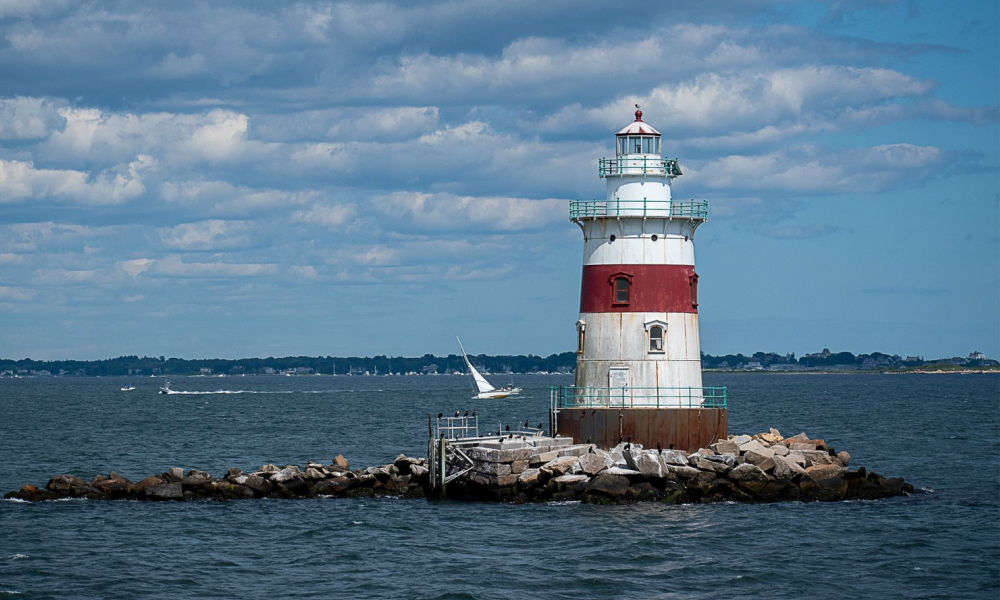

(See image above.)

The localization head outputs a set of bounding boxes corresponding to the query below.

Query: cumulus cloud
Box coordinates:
[159,220,251,250]
[371,192,566,233]
[291,203,358,228]
[0,156,153,204]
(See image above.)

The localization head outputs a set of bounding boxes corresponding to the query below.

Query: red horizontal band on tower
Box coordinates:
[580,264,698,313]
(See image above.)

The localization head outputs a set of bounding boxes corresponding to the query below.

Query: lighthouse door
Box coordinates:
[608,367,630,407]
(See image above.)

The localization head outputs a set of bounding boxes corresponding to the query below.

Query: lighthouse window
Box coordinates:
[617,137,627,155]
[642,137,655,154]
[690,273,699,309]
[614,277,629,304]
[649,326,664,353]
[633,137,642,153]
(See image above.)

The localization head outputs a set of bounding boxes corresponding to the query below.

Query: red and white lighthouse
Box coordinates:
[552,108,727,451]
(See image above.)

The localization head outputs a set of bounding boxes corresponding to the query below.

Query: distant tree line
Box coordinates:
[1,348,994,377]
[0,353,578,377]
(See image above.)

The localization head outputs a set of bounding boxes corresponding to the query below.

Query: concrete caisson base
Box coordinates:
[555,407,727,453]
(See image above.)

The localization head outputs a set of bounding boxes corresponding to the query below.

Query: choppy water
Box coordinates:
[1,373,997,599]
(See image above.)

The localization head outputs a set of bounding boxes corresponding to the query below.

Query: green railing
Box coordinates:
[550,385,727,410]
[599,157,682,178]
[569,199,708,220]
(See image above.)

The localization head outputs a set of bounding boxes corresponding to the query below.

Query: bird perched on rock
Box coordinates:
[505,425,510,432]
[657,443,662,454]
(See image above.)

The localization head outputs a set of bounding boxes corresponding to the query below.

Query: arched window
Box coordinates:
[689,273,699,309]
[576,320,586,354]
[609,272,633,306]
[644,320,667,354]
[649,326,664,352]
[615,277,629,304]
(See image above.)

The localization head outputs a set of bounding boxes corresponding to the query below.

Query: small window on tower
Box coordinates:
[617,138,626,155]
[614,277,629,304]
[633,137,642,154]
[649,326,664,353]
[576,322,586,354]
[690,273,699,309]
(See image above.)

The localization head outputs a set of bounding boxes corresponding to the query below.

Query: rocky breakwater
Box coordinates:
[4,454,430,502]
[445,429,914,504]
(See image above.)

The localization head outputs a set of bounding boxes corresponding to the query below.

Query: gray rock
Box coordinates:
[731,434,752,446]
[728,464,771,492]
[46,475,86,493]
[552,474,589,485]
[540,456,579,477]
[772,455,807,480]
[804,464,846,481]
[660,450,690,466]
[257,464,279,475]
[836,451,851,467]
[410,464,428,479]
[772,445,789,457]
[738,440,773,457]
[244,474,273,495]
[225,467,244,480]
[633,452,664,478]
[666,465,701,478]
[271,467,300,483]
[145,482,183,500]
[577,453,607,476]
[332,454,349,471]
[798,450,833,467]
[785,452,807,467]
[313,477,351,495]
[474,461,512,476]
[303,467,327,480]
[586,472,630,497]
[510,460,529,474]
[690,455,732,474]
[710,440,740,456]
[165,468,184,482]
[605,467,642,476]
[518,468,541,487]
[622,449,639,471]
[743,450,774,466]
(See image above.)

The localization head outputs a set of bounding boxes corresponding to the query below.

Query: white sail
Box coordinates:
[457,337,495,394]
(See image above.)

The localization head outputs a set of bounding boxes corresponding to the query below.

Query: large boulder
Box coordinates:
[804,464,846,482]
[836,451,851,467]
[660,450,690,466]
[46,475,86,494]
[128,476,166,496]
[540,456,579,477]
[332,455,349,471]
[727,463,771,494]
[738,440,774,458]
[518,468,541,488]
[586,473,630,498]
[578,453,607,476]
[244,474,273,496]
[772,455,807,480]
[145,482,183,500]
[690,455,733,474]
[710,441,740,456]
[633,452,664,478]
[313,477,352,495]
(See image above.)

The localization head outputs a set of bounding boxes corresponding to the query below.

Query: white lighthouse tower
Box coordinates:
[552,108,727,451]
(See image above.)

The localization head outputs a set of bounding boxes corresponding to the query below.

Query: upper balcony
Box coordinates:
[570,198,708,221]
[599,156,682,179]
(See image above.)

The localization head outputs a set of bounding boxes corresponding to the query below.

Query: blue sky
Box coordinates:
[0,0,996,360]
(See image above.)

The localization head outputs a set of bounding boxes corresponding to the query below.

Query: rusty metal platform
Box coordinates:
[554,407,727,453]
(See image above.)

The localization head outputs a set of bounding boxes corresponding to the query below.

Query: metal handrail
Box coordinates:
[550,385,727,409]
[599,157,682,178]
[569,199,708,220]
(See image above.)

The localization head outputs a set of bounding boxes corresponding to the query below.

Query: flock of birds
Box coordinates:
[436,410,544,442]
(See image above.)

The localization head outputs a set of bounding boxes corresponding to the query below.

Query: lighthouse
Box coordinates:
[551,108,728,452]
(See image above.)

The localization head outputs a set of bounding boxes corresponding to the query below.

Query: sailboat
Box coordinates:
[457,337,522,400]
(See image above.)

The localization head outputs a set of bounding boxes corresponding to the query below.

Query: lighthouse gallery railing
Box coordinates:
[570,199,708,220]
[599,156,683,178]
[551,385,727,410]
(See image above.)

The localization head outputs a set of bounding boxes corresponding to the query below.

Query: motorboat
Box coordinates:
[457,337,522,400]
[158,381,172,394]
[121,383,135,392]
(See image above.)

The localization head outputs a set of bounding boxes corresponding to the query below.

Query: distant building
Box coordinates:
[422,364,438,374]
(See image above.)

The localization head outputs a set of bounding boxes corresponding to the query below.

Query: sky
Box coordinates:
[0,0,997,361]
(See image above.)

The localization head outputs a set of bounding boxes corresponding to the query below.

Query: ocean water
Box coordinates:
[1,373,997,599]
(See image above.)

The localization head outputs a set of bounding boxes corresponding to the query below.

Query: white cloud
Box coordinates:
[0,96,64,139]
[0,285,34,300]
[291,203,358,228]
[371,192,566,233]
[159,220,251,250]
[0,156,152,204]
